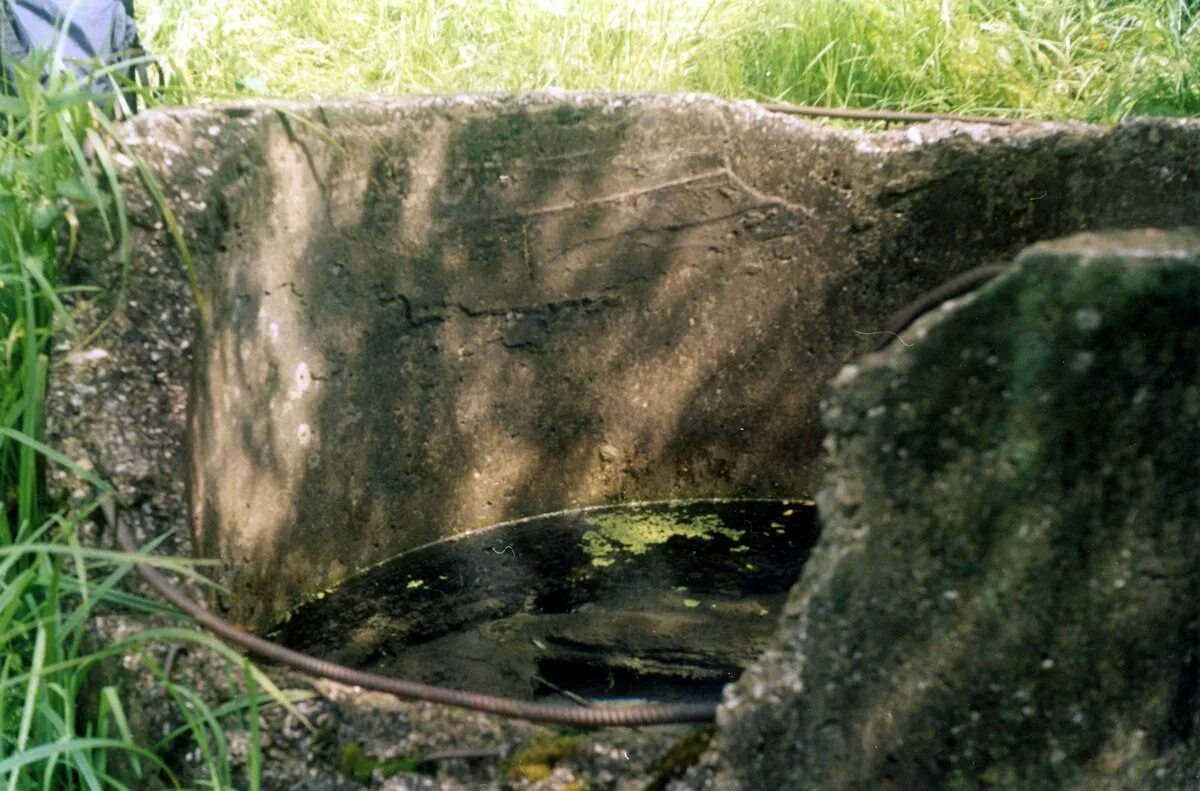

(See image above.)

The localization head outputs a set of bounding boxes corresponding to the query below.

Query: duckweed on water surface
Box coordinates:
[580,509,745,567]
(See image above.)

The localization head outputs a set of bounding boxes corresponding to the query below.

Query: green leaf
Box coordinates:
[98,687,142,779]
[54,178,106,207]
[0,737,173,782]
[29,198,58,231]
[12,624,46,765]
[0,95,28,117]
[0,427,111,492]
[43,91,102,114]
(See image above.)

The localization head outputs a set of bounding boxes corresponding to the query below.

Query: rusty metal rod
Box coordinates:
[761,101,1022,126]
[103,496,717,727]
[873,264,1010,351]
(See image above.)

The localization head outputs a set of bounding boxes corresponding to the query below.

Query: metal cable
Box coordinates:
[761,102,1021,126]
[103,496,717,727]
[873,264,1009,351]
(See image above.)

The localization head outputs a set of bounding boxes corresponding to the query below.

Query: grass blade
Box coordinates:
[10,625,47,790]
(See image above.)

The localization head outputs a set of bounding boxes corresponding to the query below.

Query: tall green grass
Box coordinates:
[0,49,299,789]
[138,0,1197,120]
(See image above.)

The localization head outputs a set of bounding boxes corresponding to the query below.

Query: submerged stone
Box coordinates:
[696,229,1200,789]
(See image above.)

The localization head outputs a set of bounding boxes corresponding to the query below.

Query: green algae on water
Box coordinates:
[580,508,744,567]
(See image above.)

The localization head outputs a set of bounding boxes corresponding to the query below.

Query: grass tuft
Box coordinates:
[0,47,276,790]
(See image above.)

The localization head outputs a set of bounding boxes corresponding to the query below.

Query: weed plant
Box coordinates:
[138,0,1197,120]
[0,49,298,789]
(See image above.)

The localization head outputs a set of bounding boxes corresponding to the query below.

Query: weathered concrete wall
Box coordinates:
[48,94,1200,631]
[690,230,1200,789]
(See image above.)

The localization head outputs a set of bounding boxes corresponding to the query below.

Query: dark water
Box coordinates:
[270,499,820,703]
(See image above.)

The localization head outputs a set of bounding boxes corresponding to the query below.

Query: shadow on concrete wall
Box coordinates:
[178,99,1200,628]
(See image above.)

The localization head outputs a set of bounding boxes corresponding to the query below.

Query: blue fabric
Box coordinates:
[1,0,138,95]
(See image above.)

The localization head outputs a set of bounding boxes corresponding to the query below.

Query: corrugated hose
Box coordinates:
[101,258,1008,725]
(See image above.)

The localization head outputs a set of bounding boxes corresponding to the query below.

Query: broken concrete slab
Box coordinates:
[44,93,1200,787]
[695,229,1200,790]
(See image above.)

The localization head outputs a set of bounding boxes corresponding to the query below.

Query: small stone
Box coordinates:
[598,443,621,463]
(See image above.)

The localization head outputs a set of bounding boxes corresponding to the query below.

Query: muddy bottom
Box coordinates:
[270,500,819,704]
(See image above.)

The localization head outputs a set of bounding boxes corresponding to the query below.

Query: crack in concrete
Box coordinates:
[509,169,744,219]
[713,107,815,217]
[369,293,622,328]
[454,295,620,318]
[262,281,308,305]
[543,206,795,264]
